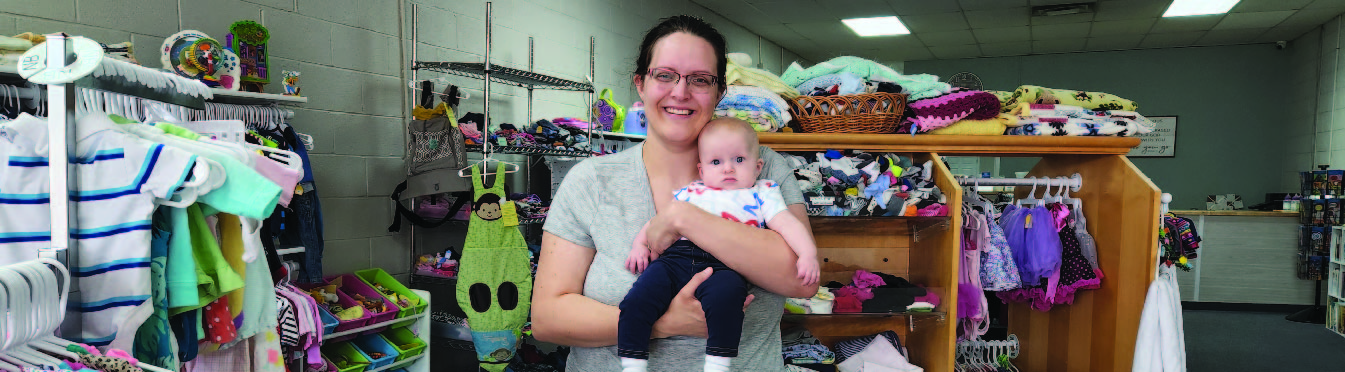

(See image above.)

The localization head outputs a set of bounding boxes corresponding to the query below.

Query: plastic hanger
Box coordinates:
[1016,177,1039,207]
[0,266,46,370]
[9,263,64,367]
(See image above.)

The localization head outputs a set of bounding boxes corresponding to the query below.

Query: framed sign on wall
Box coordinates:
[1128,116,1177,157]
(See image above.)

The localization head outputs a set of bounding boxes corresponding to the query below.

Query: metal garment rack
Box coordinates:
[406,2,596,266]
[954,173,1083,192]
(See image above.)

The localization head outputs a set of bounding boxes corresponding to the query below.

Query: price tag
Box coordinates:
[501,201,520,226]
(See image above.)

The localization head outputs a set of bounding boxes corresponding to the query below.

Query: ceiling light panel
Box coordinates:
[842,16,912,36]
[1163,0,1240,17]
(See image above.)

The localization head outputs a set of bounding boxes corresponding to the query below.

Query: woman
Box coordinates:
[533,16,818,371]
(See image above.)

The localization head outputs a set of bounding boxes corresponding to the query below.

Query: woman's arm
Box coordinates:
[647,203,819,298]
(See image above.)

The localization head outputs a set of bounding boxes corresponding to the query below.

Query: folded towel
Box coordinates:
[725,53,799,99]
[1009,103,1155,135]
[925,113,1016,135]
[902,90,1001,132]
[715,85,792,131]
[1002,85,1139,112]
[782,56,951,100]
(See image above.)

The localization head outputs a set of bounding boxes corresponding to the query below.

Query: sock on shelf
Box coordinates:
[621,357,648,372]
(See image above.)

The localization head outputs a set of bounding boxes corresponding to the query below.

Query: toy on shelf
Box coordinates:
[227,20,271,92]
[374,283,416,309]
[161,30,241,90]
[416,250,458,278]
[283,70,301,96]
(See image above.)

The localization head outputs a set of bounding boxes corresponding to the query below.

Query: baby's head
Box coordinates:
[697,117,761,190]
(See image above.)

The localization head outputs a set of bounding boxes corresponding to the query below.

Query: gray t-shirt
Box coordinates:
[543,143,803,372]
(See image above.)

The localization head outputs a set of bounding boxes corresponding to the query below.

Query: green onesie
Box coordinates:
[456,162,534,372]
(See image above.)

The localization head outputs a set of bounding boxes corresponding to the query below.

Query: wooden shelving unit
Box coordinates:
[760,134,1159,372]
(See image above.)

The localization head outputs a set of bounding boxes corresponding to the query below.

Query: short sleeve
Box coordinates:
[542,160,598,249]
[757,146,804,206]
[755,181,789,222]
[132,141,197,200]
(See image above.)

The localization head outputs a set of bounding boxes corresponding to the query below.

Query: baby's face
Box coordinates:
[698,131,761,190]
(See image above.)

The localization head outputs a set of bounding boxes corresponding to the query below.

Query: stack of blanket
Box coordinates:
[715,85,793,132]
[1005,103,1155,137]
[1002,85,1139,112]
[900,89,1002,133]
[782,56,952,100]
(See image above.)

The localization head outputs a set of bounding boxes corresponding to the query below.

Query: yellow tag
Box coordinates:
[845,188,859,196]
[501,201,520,226]
[1024,214,1033,229]
[294,185,304,196]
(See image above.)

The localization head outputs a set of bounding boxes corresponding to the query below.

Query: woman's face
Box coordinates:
[635,32,721,146]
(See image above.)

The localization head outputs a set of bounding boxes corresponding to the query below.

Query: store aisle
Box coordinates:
[1184,309,1345,371]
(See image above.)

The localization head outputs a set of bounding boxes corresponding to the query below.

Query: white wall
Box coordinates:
[1,0,803,281]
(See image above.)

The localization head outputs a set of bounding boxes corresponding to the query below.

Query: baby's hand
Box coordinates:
[626,247,656,274]
[797,256,820,286]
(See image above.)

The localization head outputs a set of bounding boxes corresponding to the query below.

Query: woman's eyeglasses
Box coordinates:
[646,68,719,94]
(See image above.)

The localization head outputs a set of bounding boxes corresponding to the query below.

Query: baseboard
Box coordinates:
[1182,301,1313,313]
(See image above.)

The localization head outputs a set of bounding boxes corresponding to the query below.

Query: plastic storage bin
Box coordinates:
[330,274,401,333]
[355,268,428,320]
[352,333,400,370]
[322,341,371,372]
[319,306,339,335]
[298,280,371,334]
[380,326,427,361]
[318,357,339,372]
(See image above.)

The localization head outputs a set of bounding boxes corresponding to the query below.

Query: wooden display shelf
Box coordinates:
[782,312,947,347]
[808,216,950,242]
[758,133,1139,155]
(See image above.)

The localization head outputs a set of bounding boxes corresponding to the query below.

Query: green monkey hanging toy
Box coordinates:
[457,162,533,372]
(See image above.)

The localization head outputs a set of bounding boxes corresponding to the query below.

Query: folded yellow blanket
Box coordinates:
[726,53,799,99]
[926,113,1016,135]
[1002,85,1138,112]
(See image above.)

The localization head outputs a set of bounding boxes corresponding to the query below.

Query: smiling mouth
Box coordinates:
[665,107,692,116]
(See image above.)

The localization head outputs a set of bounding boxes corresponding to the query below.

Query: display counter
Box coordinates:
[1172,210,1317,305]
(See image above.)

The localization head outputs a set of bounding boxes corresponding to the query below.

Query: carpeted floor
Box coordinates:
[1184,309,1345,372]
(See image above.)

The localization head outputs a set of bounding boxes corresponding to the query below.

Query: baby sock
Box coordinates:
[705,355,732,372]
[621,357,648,372]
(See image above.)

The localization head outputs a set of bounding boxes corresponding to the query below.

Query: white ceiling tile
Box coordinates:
[918,29,978,46]
[965,7,1031,28]
[1139,31,1206,47]
[929,44,982,59]
[1090,19,1156,36]
[1212,10,1297,29]
[872,45,934,61]
[1309,0,1345,8]
[1030,12,1095,25]
[1279,7,1345,30]
[1197,27,1271,44]
[1032,22,1092,39]
[831,0,902,19]
[902,12,971,32]
[1030,0,1084,5]
[1086,34,1145,50]
[756,1,837,23]
[1150,14,1224,32]
[1257,23,1321,42]
[959,0,1028,11]
[1093,0,1167,21]
[1232,0,1314,12]
[978,41,1033,56]
[1032,38,1086,53]
[886,0,963,15]
[974,26,1032,43]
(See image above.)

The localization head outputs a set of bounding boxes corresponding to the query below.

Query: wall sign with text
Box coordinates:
[1128,116,1177,157]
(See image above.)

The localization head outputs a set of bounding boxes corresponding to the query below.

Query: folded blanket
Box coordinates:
[1009,103,1155,135]
[1002,85,1139,112]
[902,90,1001,132]
[715,85,792,131]
[0,35,33,51]
[726,53,799,99]
[715,108,783,132]
[926,113,1016,135]
[986,90,1014,105]
[782,56,951,100]
[795,73,865,96]
[1008,119,1134,136]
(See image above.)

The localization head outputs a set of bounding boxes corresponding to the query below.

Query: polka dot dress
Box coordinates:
[202,297,238,345]
[1052,204,1100,305]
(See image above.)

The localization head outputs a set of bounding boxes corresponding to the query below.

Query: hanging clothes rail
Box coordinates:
[955,173,1083,192]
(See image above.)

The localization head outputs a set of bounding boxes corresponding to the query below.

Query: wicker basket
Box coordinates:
[787,93,908,134]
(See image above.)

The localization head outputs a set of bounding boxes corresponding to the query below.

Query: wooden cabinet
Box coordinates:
[760,134,1160,372]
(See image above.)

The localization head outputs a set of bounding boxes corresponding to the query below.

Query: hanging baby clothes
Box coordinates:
[997,204,1064,312]
[1051,204,1101,305]
[456,163,534,372]
[980,211,1021,291]
[958,209,989,340]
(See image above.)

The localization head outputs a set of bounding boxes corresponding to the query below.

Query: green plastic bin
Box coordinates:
[322,341,371,372]
[355,268,428,320]
[380,326,427,361]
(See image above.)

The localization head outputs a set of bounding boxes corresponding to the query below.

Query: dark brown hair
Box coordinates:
[633,15,728,92]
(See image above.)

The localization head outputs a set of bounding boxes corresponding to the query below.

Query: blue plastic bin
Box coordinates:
[319,307,339,336]
[352,333,400,370]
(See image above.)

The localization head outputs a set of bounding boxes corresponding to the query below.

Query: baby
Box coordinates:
[617,118,820,372]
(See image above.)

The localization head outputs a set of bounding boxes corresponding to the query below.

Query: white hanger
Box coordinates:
[0,266,48,370]
[9,263,64,367]
[1017,177,1040,207]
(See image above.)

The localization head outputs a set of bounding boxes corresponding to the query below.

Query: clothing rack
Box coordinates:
[954,173,1083,192]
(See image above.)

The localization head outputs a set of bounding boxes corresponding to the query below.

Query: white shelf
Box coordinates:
[324,310,428,340]
[367,353,426,372]
[277,247,306,255]
[590,130,646,140]
[208,88,308,104]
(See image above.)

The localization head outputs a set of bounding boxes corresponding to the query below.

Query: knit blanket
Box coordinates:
[926,113,1017,136]
[1007,103,1155,136]
[795,73,866,96]
[715,108,783,132]
[902,90,1001,133]
[782,56,951,100]
[1002,85,1139,112]
[715,85,792,131]
[726,53,799,99]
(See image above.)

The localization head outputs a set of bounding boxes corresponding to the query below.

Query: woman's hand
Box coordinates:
[651,268,755,339]
[645,201,703,255]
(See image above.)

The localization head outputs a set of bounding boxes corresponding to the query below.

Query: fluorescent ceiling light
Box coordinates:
[842,16,910,37]
[1163,0,1240,17]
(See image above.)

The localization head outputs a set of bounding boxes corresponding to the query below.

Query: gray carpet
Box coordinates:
[1184,309,1345,372]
